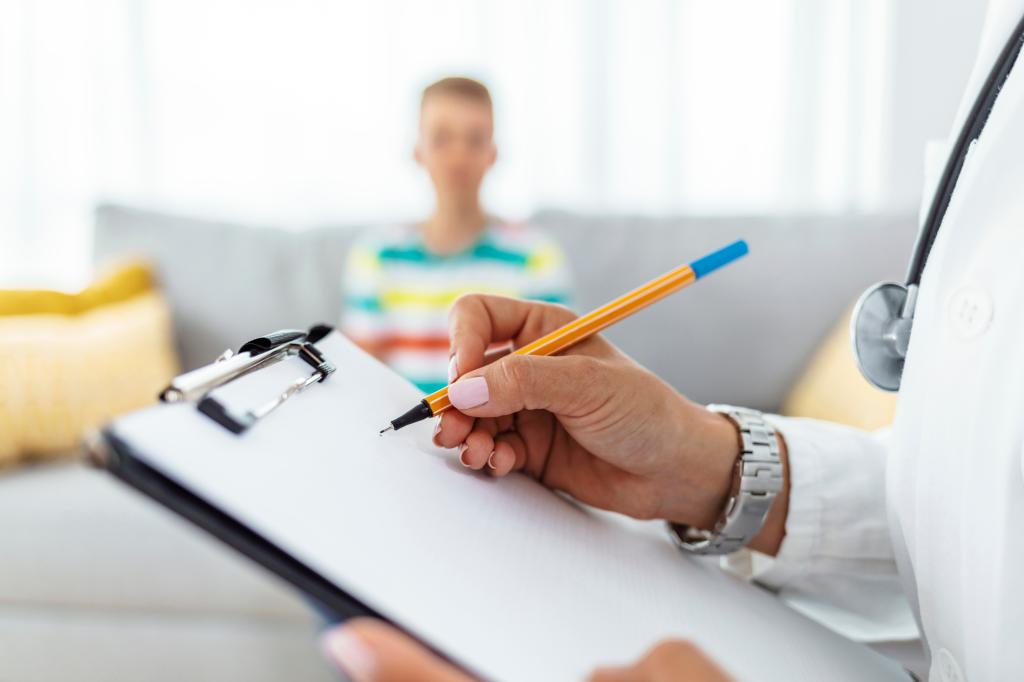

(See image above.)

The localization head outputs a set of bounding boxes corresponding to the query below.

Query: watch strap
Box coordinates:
[667,405,783,555]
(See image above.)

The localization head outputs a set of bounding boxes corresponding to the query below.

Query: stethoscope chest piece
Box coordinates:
[848,10,1024,394]
[851,281,917,392]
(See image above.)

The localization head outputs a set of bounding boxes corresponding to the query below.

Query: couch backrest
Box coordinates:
[94,204,917,410]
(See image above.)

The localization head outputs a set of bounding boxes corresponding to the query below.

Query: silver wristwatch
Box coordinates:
[667,405,783,555]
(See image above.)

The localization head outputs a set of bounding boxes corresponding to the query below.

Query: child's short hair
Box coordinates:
[421,77,492,111]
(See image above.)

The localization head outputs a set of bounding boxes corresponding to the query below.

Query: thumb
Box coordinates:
[321,619,469,682]
[447,353,606,418]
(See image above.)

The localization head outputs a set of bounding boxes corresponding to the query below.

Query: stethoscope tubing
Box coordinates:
[906,12,1024,286]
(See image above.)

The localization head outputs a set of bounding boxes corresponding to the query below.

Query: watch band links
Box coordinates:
[667,405,783,556]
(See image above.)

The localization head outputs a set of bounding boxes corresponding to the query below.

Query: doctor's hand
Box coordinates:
[321,619,734,682]
[435,294,788,539]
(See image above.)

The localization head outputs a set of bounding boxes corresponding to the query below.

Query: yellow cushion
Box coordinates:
[0,261,155,316]
[0,262,179,467]
[781,304,897,430]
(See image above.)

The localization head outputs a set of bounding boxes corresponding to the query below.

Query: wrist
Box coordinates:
[692,410,743,530]
[666,405,788,556]
[658,401,742,529]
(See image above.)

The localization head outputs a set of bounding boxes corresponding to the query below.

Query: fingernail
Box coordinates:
[486,451,497,470]
[320,627,376,682]
[432,418,442,438]
[447,355,459,382]
[459,444,470,467]
[449,376,488,410]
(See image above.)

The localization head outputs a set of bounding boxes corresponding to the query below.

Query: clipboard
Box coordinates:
[89,325,470,670]
[90,325,386,619]
[93,430,380,623]
[89,327,911,682]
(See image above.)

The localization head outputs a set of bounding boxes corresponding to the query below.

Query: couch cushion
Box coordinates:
[0,262,178,466]
[93,205,355,373]
[0,461,311,621]
[0,608,334,682]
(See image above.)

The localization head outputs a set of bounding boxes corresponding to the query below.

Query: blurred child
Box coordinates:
[341,77,570,393]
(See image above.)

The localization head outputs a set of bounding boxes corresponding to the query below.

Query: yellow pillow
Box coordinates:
[0,261,155,316]
[0,262,179,467]
[781,304,897,431]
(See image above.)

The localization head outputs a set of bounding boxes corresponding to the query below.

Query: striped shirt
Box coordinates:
[340,221,571,393]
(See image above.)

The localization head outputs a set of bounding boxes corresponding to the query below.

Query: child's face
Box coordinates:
[415,94,496,199]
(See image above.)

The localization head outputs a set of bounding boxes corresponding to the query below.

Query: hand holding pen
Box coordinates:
[331,242,781,681]
[397,241,787,546]
[433,292,763,534]
[382,240,750,433]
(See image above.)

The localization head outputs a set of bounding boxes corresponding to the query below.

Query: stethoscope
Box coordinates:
[852,12,1024,391]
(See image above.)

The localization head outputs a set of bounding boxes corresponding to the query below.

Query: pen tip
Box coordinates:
[379,425,394,436]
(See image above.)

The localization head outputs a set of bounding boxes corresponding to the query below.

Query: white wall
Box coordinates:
[0,0,996,290]
[884,0,987,216]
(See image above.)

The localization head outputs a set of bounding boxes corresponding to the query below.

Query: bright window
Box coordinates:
[2,0,893,288]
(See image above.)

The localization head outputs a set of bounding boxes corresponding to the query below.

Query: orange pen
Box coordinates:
[380,239,748,434]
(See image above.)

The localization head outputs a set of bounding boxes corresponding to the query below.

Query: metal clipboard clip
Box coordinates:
[160,324,336,434]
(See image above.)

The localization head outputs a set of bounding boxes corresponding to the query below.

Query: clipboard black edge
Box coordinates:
[96,427,484,679]
[99,427,380,623]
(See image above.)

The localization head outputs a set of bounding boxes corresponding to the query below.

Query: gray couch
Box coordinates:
[0,204,918,681]
[92,204,917,407]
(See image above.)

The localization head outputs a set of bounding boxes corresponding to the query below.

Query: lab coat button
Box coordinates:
[947,285,993,338]
[933,647,965,682]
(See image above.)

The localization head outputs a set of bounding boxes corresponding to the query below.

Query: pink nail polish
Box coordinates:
[448,355,459,382]
[320,628,376,681]
[449,376,489,410]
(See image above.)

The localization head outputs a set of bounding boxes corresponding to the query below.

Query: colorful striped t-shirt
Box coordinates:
[340,221,571,393]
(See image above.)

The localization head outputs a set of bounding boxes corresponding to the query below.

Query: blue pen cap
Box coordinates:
[689,240,749,279]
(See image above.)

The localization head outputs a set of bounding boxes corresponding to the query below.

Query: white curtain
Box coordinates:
[2,0,892,289]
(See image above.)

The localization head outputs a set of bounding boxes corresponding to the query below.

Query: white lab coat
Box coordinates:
[736,2,1024,680]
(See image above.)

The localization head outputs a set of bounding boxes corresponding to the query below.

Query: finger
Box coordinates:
[447,295,518,379]
[430,417,443,446]
[321,619,470,682]
[634,640,734,682]
[587,667,645,682]
[434,410,474,449]
[434,348,514,449]
[494,413,515,434]
[487,430,526,476]
[447,295,576,378]
[435,404,510,451]
[482,343,513,365]
[513,409,558,479]
[459,427,495,470]
[486,437,518,476]
[587,641,733,682]
[448,354,609,419]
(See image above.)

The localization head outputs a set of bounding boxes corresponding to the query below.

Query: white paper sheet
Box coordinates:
[110,333,907,681]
